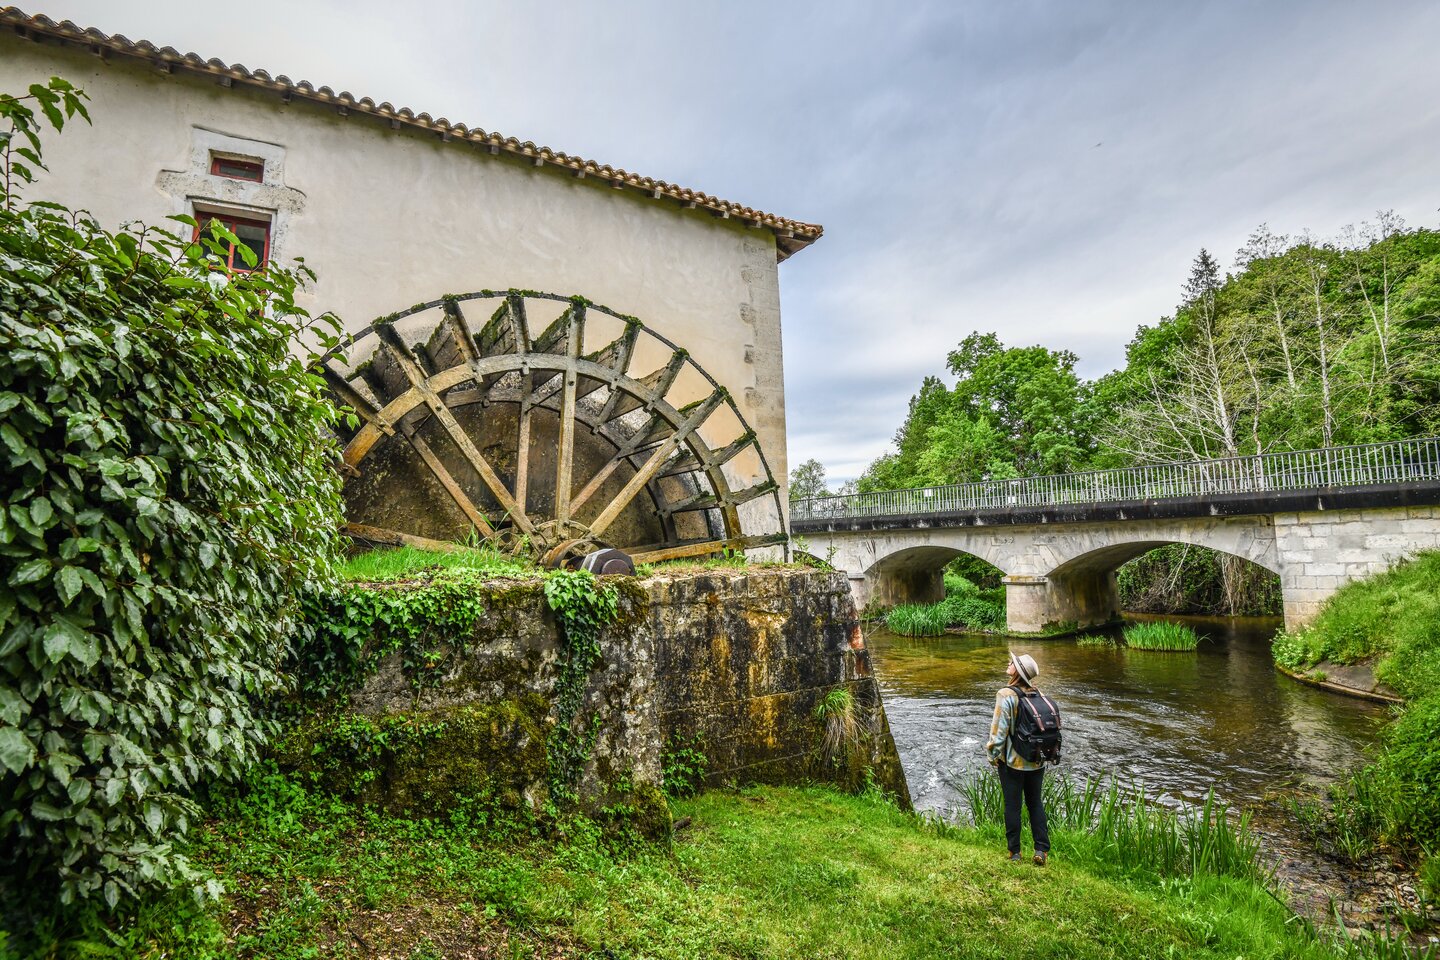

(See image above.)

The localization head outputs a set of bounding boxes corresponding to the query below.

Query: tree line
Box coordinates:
[791,215,1440,614]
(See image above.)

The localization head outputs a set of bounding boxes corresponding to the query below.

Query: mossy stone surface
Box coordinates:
[284,567,910,823]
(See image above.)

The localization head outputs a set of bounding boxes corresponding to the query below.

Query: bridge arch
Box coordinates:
[794,436,1440,632]
[861,544,1007,609]
[1020,534,1283,632]
[1044,537,1282,581]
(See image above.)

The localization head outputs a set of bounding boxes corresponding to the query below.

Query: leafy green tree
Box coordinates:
[860,335,1093,489]
[0,79,345,907]
[788,458,831,501]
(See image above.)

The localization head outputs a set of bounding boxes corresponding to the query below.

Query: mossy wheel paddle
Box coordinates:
[316,291,785,563]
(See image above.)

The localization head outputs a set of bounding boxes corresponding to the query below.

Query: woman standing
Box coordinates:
[985,652,1051,865]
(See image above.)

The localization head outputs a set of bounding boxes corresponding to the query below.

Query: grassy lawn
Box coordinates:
[9,773,1378,960]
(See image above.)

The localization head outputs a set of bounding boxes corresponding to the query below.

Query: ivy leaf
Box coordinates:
[0,728,36,774]
[42,617,99,667]
[9,558,51,586]
[55,566,84,604]
[30,497,54,527]
[0,687,25,726]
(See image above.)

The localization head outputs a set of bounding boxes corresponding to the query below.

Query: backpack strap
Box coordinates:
[1037,692,1061,730]
[1009,685,1048,729]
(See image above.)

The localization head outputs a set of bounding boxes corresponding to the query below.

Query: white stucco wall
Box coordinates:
[1,38,793,526]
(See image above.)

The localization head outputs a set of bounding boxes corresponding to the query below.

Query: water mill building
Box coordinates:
[0,8,822,561]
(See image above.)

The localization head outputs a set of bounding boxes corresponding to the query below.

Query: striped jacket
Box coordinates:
[986,686,1045,771]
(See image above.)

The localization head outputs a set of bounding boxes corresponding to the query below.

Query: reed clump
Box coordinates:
[954,773,1266,884]
[1122,621,1202,651]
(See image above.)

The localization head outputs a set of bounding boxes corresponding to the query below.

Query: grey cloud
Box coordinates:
[33,0,1440,482]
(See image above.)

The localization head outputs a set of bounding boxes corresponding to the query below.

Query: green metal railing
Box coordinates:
[790,437,1440,523]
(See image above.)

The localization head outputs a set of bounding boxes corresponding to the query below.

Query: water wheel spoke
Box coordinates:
[585,389,725,539]
[552,305,585,525]
[659,431,756,478]
[434,298,480,366]
[585,321,640,372]
[570,412,666,514]
[375,325,535,536]
[599,350,686,424]
[515,367,533,516]
[321,367,392,444]
[531,303,580,355]
[663,479,779,516]
[477,295,527,359]
[396,422,496,538]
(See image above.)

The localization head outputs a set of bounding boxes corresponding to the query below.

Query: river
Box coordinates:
[868,615,1388,816]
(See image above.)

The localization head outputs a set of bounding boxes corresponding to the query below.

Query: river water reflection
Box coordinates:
[868,616,1390,816]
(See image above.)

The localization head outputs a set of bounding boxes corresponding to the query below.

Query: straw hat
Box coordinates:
[1009,652,1039,686]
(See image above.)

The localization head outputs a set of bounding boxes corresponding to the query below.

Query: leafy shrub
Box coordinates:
[292,569,503,702]
[0,80,344,907]
[942,571,978,597]
[1269,628,1307,670]
[941,594,1005,631]
[660,734,708,799]
[1122,621,1201,651]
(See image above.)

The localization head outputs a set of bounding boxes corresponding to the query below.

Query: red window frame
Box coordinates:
[193,213,271,272]
[210,155,264,182]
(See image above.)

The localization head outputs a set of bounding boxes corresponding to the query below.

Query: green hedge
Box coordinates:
[0,79,344,908]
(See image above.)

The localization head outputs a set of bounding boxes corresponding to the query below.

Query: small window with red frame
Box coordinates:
[194,213,270,272]
[211,155,264,182]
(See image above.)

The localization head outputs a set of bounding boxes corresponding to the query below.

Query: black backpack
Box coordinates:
[1007,685,1063,764]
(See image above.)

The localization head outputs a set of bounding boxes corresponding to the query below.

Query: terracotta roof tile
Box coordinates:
[1,7,822,259]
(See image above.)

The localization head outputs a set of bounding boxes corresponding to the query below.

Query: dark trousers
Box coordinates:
[997,763,1050,854]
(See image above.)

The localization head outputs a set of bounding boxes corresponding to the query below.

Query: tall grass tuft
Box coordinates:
[1122,621,1201,651]
[814,687,872,769]
[339,545,535,581]
[955,773,1266,883]
[1075,635,1117,648]
[885,603,950,637]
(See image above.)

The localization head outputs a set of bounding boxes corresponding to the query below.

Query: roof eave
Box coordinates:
[0,7,823,261]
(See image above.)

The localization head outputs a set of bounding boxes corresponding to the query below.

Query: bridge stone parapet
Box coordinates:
[1274,505,1440,627]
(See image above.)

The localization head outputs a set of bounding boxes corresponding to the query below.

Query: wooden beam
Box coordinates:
[586,389,724,539]
[374,325,535,535]
[396,421,495,538]
[342,523,462,553]
[553,305,584,525]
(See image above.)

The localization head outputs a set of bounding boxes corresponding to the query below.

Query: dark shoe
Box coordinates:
[1008,852,1022,862]
[1033,852,1048,867]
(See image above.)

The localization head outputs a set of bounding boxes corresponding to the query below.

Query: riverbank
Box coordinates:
[1272,550,1440,907]
[4,772,1399,960]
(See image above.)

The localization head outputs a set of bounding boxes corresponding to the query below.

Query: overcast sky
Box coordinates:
[28,0,1440,481]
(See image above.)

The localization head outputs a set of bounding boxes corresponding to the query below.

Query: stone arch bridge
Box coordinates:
[790,438,1440,632]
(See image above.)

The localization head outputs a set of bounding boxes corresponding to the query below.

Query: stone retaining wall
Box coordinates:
[283,568,909,826]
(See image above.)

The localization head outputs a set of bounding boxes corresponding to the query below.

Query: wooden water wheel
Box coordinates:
[317,291,786,564]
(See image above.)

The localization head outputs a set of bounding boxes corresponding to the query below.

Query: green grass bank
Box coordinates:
[4,772,1414,960]
[1273,550,1440,894]
[883,571,1007,636]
